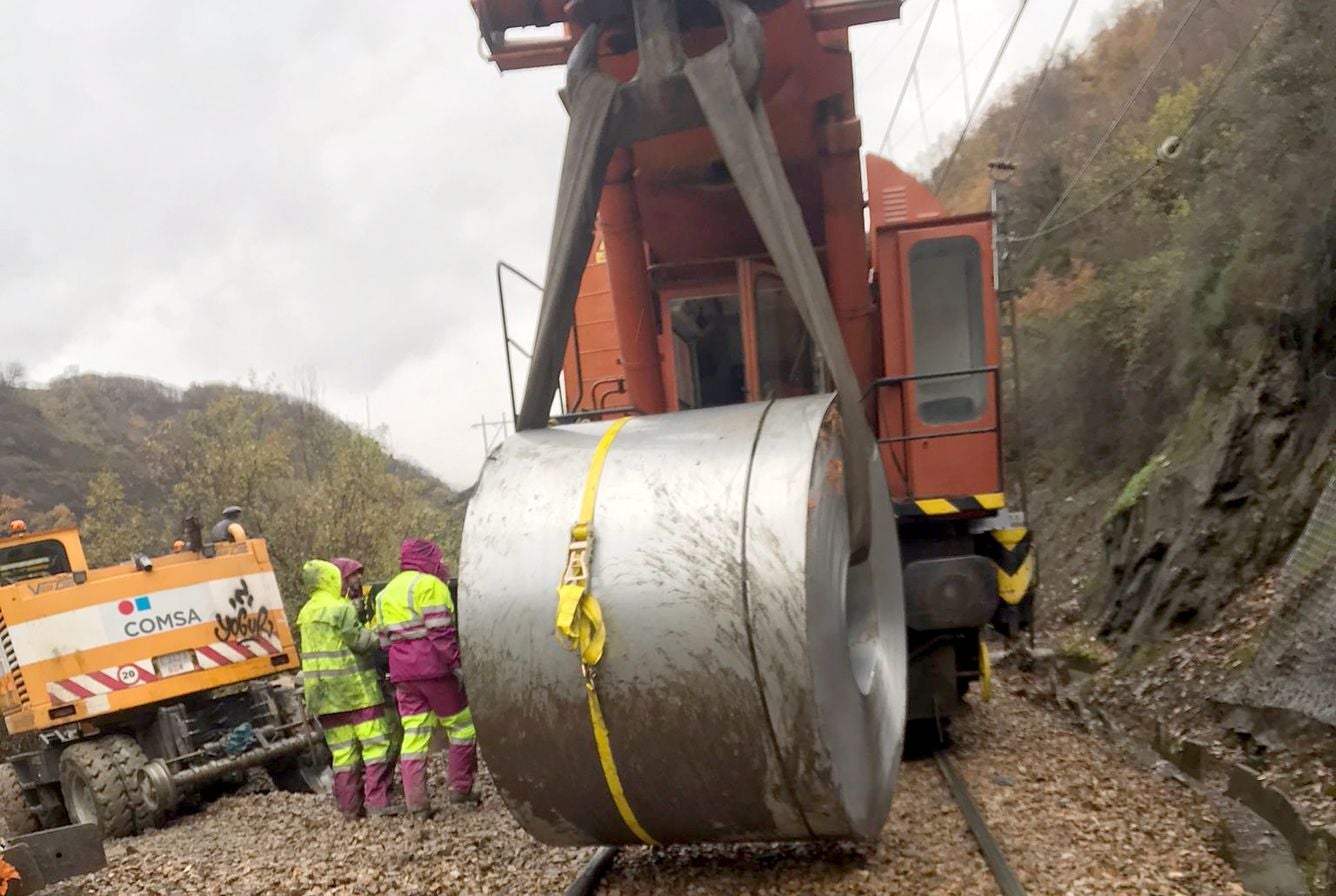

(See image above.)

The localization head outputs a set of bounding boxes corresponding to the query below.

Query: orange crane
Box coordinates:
[475,0,1035,731]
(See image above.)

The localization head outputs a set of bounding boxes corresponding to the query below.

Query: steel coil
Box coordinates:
[460,394,905,845]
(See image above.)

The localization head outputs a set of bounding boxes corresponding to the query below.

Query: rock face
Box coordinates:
[1094,351,1336,648]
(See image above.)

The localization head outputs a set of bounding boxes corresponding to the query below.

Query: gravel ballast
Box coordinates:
[72,674,1243,895]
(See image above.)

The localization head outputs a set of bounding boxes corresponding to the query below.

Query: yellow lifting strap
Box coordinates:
[553,416,658,846]
[979,641,992,703]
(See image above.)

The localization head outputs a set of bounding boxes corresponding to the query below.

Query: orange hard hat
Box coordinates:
[8,520,26,535]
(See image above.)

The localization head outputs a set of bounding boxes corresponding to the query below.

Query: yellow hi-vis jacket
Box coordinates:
[296,560,384,716]
[370,570,459,680]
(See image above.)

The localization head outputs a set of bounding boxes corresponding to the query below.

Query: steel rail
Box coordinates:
[936,752,1027,896]
[563,754,1024,895]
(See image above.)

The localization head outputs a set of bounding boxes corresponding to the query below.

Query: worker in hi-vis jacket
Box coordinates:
[371,539,478,817]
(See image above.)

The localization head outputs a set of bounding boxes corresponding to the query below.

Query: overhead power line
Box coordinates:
[912,68,930,144]
[933,0,1030,193]
[883,13,1014,154]
[857,15,917,85]
[1012,0,1288,249]
[1003,0,1082,159]
[950,0,972,118]
[877,0,944,155]
[1021,0,1210,250]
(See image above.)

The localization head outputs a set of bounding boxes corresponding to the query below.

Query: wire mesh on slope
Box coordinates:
[1235,467,1336,725]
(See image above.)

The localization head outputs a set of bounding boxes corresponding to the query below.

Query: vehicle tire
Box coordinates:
[0,762,40,838]
[59,740,136,837]
[103,735,158,832]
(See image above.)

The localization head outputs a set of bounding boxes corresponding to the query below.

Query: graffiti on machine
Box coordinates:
[213,580,277,642]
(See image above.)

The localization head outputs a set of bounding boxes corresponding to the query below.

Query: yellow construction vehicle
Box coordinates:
[0,517,324,840]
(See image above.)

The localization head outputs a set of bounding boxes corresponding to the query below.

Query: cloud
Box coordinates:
[2,0,1117,488]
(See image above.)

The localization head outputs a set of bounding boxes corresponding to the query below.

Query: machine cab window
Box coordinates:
[669,294,746,410]
[754,271,818,400]
[0,540,72,585]
[908,236,986,424]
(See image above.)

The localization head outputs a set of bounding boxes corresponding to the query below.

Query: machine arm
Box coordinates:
[517,0,872,551]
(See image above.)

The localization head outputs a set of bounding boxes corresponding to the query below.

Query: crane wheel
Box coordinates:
[0,762,40,838]
[102,735,157,832]
[59,740,137,838]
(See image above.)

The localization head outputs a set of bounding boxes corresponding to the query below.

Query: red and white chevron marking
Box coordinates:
[45,633,285,704]
[194,632,283,668]
[47,660,158,703]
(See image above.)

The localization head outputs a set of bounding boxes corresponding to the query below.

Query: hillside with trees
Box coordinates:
[0,371,465,618]
[927,0,1336,820]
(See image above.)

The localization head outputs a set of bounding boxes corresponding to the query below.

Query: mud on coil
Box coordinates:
[460,394,906,845]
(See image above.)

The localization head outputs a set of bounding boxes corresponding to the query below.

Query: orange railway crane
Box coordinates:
[474,0,1034,731]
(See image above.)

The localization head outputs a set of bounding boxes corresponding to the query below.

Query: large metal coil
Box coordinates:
[459,395,906,845]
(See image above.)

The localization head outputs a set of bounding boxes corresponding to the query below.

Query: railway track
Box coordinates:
[562,750,1027,896]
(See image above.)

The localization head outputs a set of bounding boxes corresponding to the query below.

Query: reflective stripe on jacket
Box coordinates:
[371,569,459,682]
[296,560,384,716]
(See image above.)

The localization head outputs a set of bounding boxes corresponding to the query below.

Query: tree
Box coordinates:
[150,391,294,535]
[0,363,24,390]
[82,470,148,567]
[0,496,28,528]
[31,504,77,532]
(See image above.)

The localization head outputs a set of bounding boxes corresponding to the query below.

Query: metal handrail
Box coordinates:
[866,365,1004,503]
[496,260,579,419]
[550,405,644,425]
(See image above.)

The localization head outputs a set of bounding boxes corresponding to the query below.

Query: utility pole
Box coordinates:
[470,413,514,458]
[989,158,1039,648]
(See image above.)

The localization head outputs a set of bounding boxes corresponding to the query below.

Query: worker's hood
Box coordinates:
[331,557,365,598]
[331,556,364,582]
[301,558,343,596]
[399,539,442,575]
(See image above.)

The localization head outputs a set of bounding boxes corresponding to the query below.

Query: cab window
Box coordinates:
[0,540,72,585]
[669,295,746,410]
[908,236,986,424]
[754,272,818,400]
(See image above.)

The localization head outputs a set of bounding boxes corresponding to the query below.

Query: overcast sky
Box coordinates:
[2,0,1129,490]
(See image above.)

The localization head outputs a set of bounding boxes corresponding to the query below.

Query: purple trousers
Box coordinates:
[318,705,394,818]
[394,677,477,809]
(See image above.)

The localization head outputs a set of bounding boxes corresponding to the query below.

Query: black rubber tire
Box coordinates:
[102,735,157,832]
[0,762,40,838]
[59,740,136,838]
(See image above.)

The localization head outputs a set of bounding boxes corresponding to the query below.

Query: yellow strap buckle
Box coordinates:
[556,523,606,669]
[551,416,658,846]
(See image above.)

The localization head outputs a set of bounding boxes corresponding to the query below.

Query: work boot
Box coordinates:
[448,790,482,808]
[410,806,436,821]
[367,803,404,818]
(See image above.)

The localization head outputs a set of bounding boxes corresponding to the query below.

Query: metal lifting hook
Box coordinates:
[520,0,873,553]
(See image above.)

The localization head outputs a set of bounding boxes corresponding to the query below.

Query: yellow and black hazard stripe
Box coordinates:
[976,527,1036,606]
[893,493,1006,518]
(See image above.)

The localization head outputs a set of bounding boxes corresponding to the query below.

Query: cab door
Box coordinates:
[879,216,1002,500]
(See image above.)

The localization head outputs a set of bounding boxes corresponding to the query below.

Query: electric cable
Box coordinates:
[1022,0,1210,247]
[951,0,972,117]
[883,13,1014,154]
[1002,0,1081,159]
[857,15,917,84]
[934,0,1031,193]
[913,68,930,144]
[1012,0,1288,249]
[877,0,945,154]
